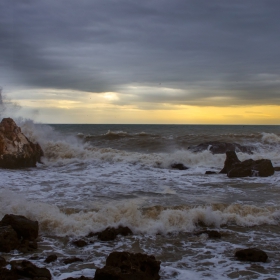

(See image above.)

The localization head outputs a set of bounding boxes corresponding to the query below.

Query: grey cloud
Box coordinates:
[1,0,280,106]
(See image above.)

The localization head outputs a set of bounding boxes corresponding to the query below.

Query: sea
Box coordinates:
[1,121,280,280]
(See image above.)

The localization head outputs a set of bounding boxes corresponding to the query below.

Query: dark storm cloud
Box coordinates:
[1,0,280,106]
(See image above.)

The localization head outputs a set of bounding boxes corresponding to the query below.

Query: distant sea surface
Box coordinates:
[1,122,280,279]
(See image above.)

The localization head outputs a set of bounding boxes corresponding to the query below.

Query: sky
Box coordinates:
[1,0,280,124]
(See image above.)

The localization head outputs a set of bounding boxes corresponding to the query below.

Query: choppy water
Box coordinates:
[1,121,280,279]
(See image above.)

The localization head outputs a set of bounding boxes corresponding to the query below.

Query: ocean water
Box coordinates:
[1,121,280,279]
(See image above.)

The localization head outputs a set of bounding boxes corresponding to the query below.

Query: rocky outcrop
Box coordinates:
[94,251,161,280]
[235,248,268,262]
[188,141,253,154]
[220,151,274,178]
[0,117,43,168]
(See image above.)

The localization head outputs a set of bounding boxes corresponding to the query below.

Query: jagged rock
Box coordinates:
[235,248,268,262]
[63,257,83,264]
[0,225,20,253]
[10,260,51,279]
[171,163,188,170]
[0,117,43,168]
[44,254,58,263]
[220,151,274,177]
[97,226,133,241]
[197,230,221,238]
[72,239,88,247]
[205,171,217,174]
[94,251,161,280]
[188,141,253,154]
[1,214,39,240]
[220,151,240,174]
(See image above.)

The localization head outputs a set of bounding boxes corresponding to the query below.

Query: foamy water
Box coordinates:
[1,121,280,279]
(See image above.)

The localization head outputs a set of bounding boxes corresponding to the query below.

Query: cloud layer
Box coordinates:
[1,0,280,116]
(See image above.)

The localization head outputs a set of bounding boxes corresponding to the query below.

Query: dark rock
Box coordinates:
[0,117,44,169]
[0,267,18,280]
[94,251,161,280]
[228,159,274,178]
[63,257,83,264]
[220,151,274,178]
[171,163,188,170]
[44,254,58,263]
[274,166,280,171]
[197,230,221,238]
[0,256,6,267]
[18,239,38,253]
[10,260,51,279]
[0,225,20,252]
[235,248,268,262]
[97,226,133,241]
[72,239,88,247]
[63,277,94,280]
[220,151,240,174]
[188,141,253,154]
[205,171,217,174]
[1,214,39,240]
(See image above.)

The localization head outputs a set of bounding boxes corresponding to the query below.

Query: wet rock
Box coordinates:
[63,277,94,280]
[220,151,240,174]
[220,151,274,178]
[18,239,38,253]
[0,225,20,253]
[0,267,18,280]
[188,141,253,154]
[274,166,280,171]
[1,214,39,240]
[0,117,44,169]
[63,257,83,264]
[44,254,58,264]
[97,226,133,241]
[197,230,221,238]
[205,171,217,175]
[72,239,88,247]
[235,248,268,262]
[94,251,161,280]
[171,163,188,170]
[10,260,51,279]
[0,256,6,267]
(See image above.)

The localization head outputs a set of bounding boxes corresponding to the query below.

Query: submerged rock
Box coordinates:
[171,163,188,170]
[72,239,88,247]
[205,171,217,175]
[0,117,43,168]
[220,151,274,178]
[197,230,221,239]
[44,254,58,264]
[97,226,133,241]
[63,257,83,264]
[235,248,268,262]
[188,141,253,154]
[95,251,161,280]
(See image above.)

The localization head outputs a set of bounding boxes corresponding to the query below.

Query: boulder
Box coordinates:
[235,248,268,262]
[10,260,51,279]
[220,151,274,178]
[188,141,253,154]
[1,214,39,240]
[0,225,20,252]
[0,117,43,168]
[94,251,161,280]
[97,226,133,241]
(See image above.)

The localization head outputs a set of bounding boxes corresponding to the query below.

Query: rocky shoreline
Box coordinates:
[0,214,270,279]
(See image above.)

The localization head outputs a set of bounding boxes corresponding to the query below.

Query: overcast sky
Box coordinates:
[1,0,280,123]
